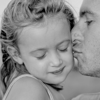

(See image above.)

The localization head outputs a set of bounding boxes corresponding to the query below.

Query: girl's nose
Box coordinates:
[50,53,63,67]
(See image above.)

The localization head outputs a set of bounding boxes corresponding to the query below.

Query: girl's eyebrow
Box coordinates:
[30,40,71,53]
[58,39,71,46]
[30,48,47,54]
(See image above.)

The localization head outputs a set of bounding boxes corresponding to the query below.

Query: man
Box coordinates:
[72,0,100,99]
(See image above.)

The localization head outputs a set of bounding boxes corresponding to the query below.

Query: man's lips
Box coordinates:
[72,40,83,53]
[73,48,82,59]
[73,47,82,54]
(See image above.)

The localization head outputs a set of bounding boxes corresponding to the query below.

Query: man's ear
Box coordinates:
[7,46,23,64]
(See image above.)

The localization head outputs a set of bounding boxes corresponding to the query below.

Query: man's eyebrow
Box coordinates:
[80,10,94,17]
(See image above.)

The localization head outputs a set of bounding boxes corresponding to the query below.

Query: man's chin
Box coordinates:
[74,58,100,77]
[78,68,100,78]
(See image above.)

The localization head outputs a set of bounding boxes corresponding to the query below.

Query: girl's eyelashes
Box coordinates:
[36,53,46,60]
[58,47,68,52]
[35,41,69,60]
[58,41,70,52]
[33,50,46,60]
[36,48,68,60]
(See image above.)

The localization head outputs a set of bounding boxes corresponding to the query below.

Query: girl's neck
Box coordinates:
[46,84,65,100]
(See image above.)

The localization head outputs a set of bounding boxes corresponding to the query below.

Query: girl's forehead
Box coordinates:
[18,14,69,38]
[17,17,70,49]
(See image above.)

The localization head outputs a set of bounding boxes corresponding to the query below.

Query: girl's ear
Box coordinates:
[7,46,23,64]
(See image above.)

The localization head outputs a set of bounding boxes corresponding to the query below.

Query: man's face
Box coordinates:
[72,0,100,77]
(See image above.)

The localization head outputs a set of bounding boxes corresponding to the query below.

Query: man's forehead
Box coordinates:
[80,0,100,15]
[82,0,100,7]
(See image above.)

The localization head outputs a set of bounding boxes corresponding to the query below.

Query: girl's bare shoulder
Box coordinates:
[6,76,49,100]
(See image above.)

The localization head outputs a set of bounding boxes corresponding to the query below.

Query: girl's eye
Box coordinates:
[37,54,46,60]
[86,20,93,25]
[34,51,46,60]
[58,41,70,52]
[59,47,68,52]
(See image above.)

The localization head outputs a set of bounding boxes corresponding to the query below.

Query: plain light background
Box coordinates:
[1,1,100,100]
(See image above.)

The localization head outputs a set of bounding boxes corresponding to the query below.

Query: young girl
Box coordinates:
[0,0,77,100]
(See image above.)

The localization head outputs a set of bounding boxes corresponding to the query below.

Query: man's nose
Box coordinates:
[71,24,84,46]
[50,53,63,67]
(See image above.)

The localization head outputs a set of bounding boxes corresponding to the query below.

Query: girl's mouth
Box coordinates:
[51,66,65,75]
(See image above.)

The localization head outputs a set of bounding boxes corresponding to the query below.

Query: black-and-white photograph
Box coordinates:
[1,0,100,100]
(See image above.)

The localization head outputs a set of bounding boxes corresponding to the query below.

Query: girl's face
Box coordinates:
[18,17,73,84]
